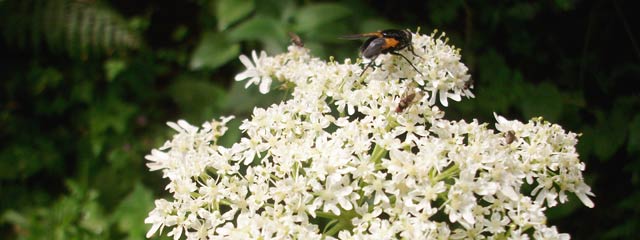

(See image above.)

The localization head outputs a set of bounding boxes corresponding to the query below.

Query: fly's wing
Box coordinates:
[339,32,382,40]
[361,37,386,59]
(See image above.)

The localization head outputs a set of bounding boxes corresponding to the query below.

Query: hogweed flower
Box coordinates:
[145,30,594,239]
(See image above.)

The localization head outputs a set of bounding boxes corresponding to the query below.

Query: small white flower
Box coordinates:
[234,50,273,94]
[310,174,356,215]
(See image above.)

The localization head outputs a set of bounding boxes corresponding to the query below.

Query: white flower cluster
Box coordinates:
[145,30,594,239]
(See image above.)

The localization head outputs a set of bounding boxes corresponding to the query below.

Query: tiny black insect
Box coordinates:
[341,29,422,76]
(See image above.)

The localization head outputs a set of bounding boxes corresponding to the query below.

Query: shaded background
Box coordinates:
[1,0,638,239]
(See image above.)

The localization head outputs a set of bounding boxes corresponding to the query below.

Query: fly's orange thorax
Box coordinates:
[383,37,400,50]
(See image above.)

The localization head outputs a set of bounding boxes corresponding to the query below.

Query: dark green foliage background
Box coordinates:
[1,0,638,239]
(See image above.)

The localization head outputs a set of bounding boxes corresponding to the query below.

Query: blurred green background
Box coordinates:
[1,0,638,239]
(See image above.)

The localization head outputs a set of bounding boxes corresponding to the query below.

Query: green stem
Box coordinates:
[386,115,399,130]
[321,209,357,237]
[433,163,459,182]
[370,144,388,165]
[315,211,338,219]
[324,220,346,237]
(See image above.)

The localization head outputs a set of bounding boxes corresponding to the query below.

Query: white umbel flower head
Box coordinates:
[145,29,593,239]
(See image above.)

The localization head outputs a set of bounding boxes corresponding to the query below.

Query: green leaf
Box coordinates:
[221,79,287,115]
[547,196,582,219]
[475,51,521,114]
[112,182,154,239]
[215,0,254,30]
[172,25,189,42]
[519,82,563,121]
[33,67,63,94]
[577,125,595,159]
[89,97,136,135]
[506,2,539,20]
[227,15,284,42]
[359,18,397,33]
[0,142,57,179]
[591,109,628,161]
[554,0,577,11]
[190,31,240,70]
[427,0,464,25]
[2,210,29,227]
[168,76,227,123]
[105,59,127,81]
[294,3,351,33]
[217,118,243,148]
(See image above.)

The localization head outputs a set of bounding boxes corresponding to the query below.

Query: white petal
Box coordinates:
[462,209,475,224]
[501,184,519,201]
[494,113,508,124]
[347,104,355,115]
[439,90,449,107]
[238,54,254,69]
[145,149,169,162]
[429,89,438,106]
[449,92,461,101]
[251,50,259,62]
[235,70,251,81]
[245,77,259,88]
[577,193,594,208]
[177,120,197,133]
[167,121,182,132]
[259,76,272,94]
[146,223,162,238]
[576,183,595,208]
[339,197,353,210]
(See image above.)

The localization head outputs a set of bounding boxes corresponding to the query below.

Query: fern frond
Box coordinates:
[0,0,141,58]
